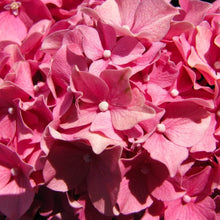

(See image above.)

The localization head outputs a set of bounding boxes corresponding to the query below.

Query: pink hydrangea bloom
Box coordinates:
[0,0,220,219]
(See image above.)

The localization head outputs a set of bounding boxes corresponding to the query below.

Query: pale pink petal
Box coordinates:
[179,0,212,25]
[132,0,178,41]
[91,111,123,141]
[0,179,34,220]
[115,0,140,28]
[89,59,110,76]
[190,113,217,152]
[0,12,27,45]
[111,105,155,130]
[77,25,104,60]
[195,22,212,61]
[165,196,216,220]
[94,0,121,27]
[151,180,185,201]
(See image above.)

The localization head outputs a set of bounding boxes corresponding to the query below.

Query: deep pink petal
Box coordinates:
[72,69,109,103]
[43,141,91,191]
[97,21,117,50]
[87,145,122,216]
[100,68,132,106]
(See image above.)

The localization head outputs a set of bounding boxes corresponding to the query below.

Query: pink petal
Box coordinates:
[5,61,34,96]
[163,101,211,147]
[0,11,27,45]
[165,196,216,220]
[41,30,69,53]
[43,141,91,191]
[111,105,155,130]
[190,113,217,153]
[97,21,117,50]
[144,133,188,177]
[0,179,34,220]
[151,180,185,201]
[87,145,122,216]
[100,68,132,106]
[111,36,145,65]
[72,70,109,103]
[77,25,104,60]
[195,22,212,61]
[89,59,110,76]
[91,111,123,141]
[94,0,121,27]
[132,0,178,41]
[179,0,212,25]
[0,166,10,189]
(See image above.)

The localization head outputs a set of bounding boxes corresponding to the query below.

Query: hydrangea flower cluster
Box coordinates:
[0,0,220,219]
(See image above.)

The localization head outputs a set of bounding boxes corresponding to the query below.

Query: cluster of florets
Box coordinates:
[0,0,220,219]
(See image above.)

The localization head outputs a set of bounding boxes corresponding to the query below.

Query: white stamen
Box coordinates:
[113,206,120,216]
[34,85,40,92]
[74,65,79,71]
[170,89,179,97]
[11,168,19,176]
[67,86,72,93]
[103,50,111,59]
[183,195,191,203]
[122,25,130,31]
[146,75,150,82]
[214,61,220,70]
[157,123,166,133]
[8,107,15,115]
[83,154,92,163]
[98,101,109,112]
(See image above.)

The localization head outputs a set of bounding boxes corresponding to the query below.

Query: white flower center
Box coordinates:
[8,107,15,115]
[34,85,40,92]
[4,1,21,16]
[122,25,130,31]
[182,195,191,203]
[67,86,72,93]
[11,168,19,176]
[214,61,220,70]
[170,89,179,97]
[98,101,109,112]
[157,123,166,133]
[103,50,111,59]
